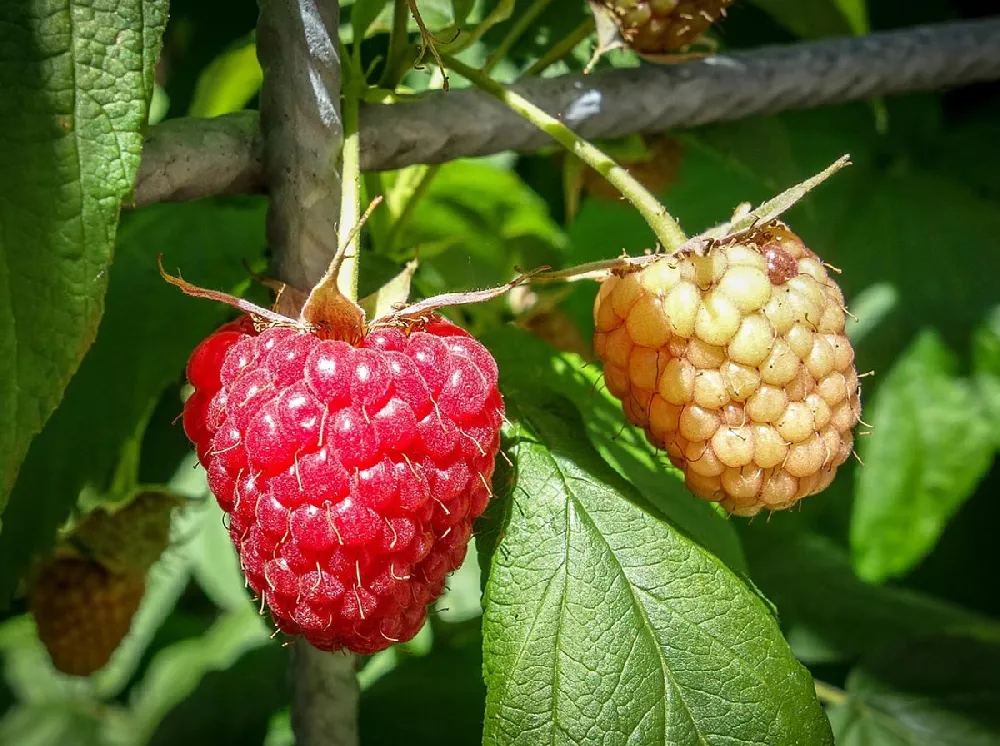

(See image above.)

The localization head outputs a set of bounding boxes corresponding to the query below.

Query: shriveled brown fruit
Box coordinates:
[71,491,181,574]
[602,0,733,54]
[518,308,594,360]
[593,222,861,516]
[30,557,145,676]
[582,137,684,202]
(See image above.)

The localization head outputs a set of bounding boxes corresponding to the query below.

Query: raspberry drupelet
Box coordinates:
[593,223,861,516]
[183,316,503,654]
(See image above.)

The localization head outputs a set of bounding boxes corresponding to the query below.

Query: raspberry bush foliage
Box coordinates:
[1,1,999,745]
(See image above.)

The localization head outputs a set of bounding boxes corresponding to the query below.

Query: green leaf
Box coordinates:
[370,0,474,35]
[188,34,263,118]
[748,0,866,38]
[0,701,113,746]
[360,641,485,744]
[352,0,391,46]
[820,168,1000,379]
[484,326,746,573]
[0,199,267,606]
[827,636,1000,746]
[973,307,1000,446]
[359,259,418,321]
[852,330,995,583]
[188,496,253,615]
[148,644,289,746]
[0,0,167,512]
[482,394,832,746]
[391,159,566,273]
[740,523,1000,664]
[130,610,271,744]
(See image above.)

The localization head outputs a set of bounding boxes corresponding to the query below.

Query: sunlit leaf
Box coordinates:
[0,0,167,513]
[482,394,832,745]
[852,331,994,583]
[827,636,1000,745]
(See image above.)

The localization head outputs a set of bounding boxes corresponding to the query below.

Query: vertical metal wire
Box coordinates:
[256,1,360,743]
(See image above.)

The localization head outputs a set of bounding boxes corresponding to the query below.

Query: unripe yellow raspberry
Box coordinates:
[30,557,145,676]
[593,222,861,516]
[602,0,733,54]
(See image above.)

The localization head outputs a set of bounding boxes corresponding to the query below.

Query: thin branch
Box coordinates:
[443,54,687,251]
[133,19,1000,206]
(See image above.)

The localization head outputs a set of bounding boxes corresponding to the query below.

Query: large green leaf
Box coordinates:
[390,159,567,284]
[130,610,271,744]
[482,394,832,745]
[484,326,746,573]
[740,523,1000,664]
[187,34,263,118]
[827,636,1000,745]
[852,331,995,583]
[0,199,268,606]
[148,643,289,746]
[370,0,475,35]
[973,307,1000,446]
[0,0,167,512]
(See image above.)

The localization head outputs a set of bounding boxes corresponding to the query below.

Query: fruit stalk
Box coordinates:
[485,0,556,72]
[337,72,363,302]
[522,18,596,77]
[378,0,412,88]
[442,55,687,252]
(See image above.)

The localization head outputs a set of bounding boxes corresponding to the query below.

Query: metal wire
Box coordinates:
[133,18,1000,207]
[255,0,360,744]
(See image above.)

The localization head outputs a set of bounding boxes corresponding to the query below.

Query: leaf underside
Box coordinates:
[0,0,168,513]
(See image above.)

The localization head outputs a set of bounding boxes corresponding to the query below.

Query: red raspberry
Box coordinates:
[183,316,503,654]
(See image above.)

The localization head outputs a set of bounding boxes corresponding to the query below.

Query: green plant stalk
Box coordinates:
[814,681,849,706]
[443,55,687,251]
[384,27,592,252]
[485,0,556,72]
[379,0,413,89]
[338,79,363,301]
[522,17,595,78]
[442,0,515,54]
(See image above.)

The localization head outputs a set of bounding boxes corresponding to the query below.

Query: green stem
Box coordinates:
[441,0,514,54]
[379,0,413,89]
[814,681,849,707]
[522,17,595,78]
[442,55,687,251]
[484,0,555,72]
[337,79,363,301]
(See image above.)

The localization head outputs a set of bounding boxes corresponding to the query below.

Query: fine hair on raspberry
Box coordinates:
[183,315,504,654]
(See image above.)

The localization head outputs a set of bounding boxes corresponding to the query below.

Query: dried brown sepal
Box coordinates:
[385,266,550,321]
[300,281,366,343]
[158,255,302,330]
[297,196,382,341]
[246,270,311,319]
[584,0,627,72]
[68,491,185,575]
[685,155,852,254]
[530,155,854,286]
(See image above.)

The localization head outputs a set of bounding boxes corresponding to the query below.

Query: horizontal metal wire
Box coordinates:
[132,18,1000,207]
